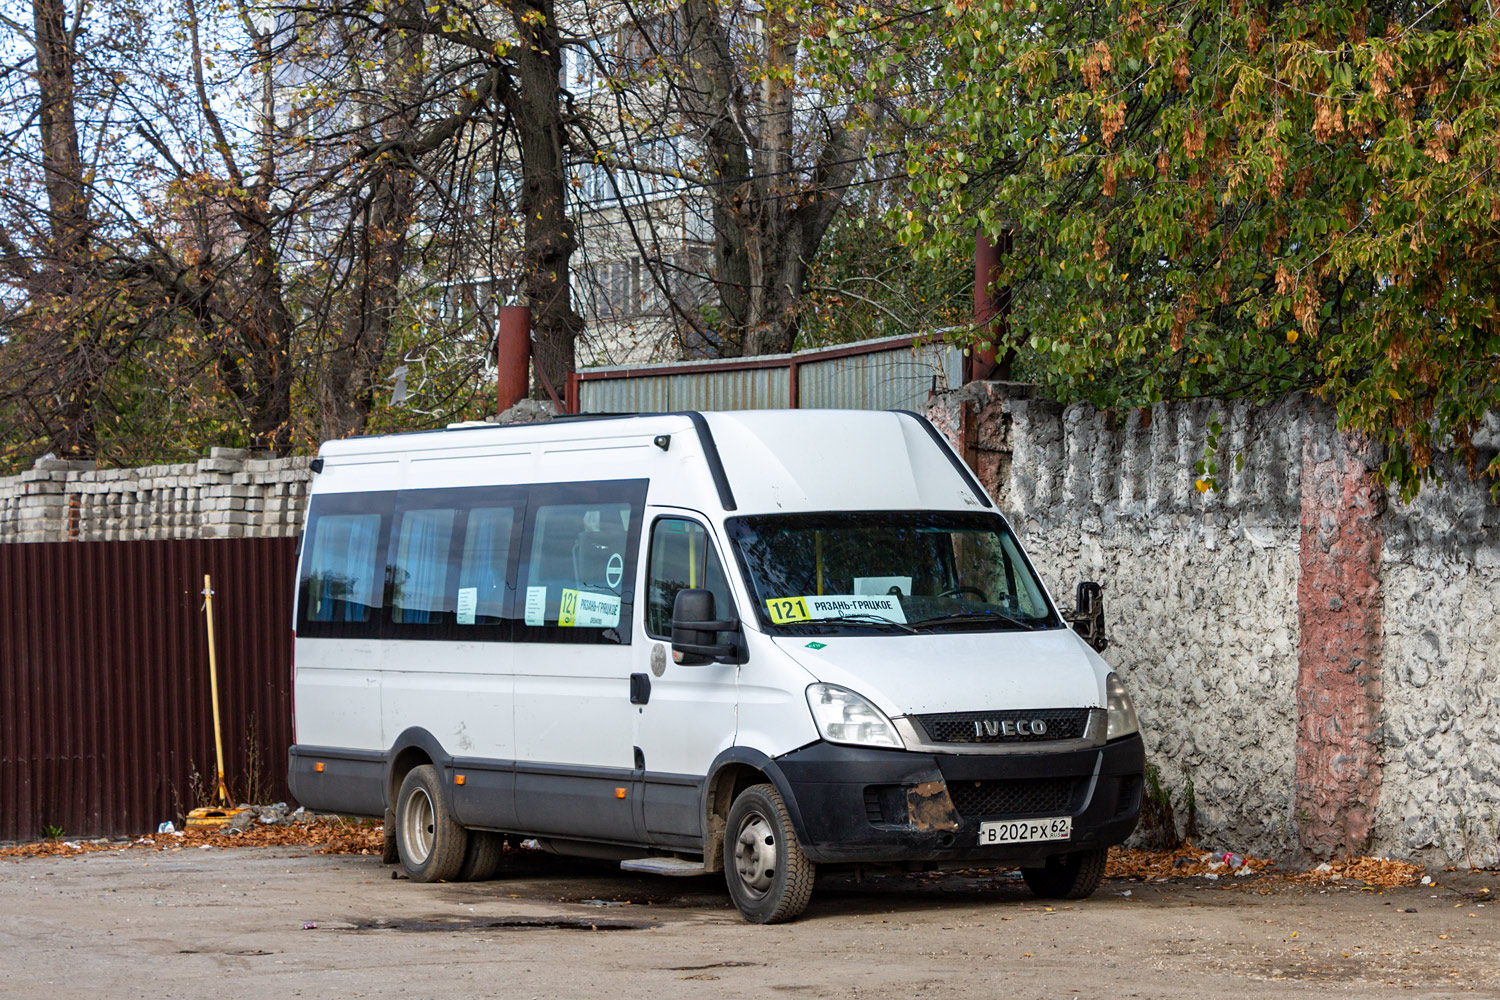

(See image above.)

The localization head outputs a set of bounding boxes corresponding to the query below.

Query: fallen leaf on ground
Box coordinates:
[1,817,384,861]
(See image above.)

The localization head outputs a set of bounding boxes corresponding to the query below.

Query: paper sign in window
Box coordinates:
[524,586,547,626]
[559,588,621,628]
[765,593,907,624]
[455,587,478,625]
[854,576,913,597]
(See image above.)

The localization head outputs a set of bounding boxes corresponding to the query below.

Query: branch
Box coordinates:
[184,0,244,185]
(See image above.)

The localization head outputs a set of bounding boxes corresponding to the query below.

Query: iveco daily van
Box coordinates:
[288,409,1143,923]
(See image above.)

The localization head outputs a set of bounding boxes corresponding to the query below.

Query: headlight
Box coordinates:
[1105,672,1140,740]
[806,684,902,749]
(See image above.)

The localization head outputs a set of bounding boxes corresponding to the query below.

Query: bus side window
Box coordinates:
[456,507,516,625]
[303,510,386,625]
[390,508,458,625]
[514,481,646,642]
[645,518,732,639]
[524,502,631,626]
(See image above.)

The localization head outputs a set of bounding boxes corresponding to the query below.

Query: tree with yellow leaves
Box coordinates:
[894,0,1500,497]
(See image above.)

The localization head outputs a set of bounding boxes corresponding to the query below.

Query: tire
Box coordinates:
[1020,847,1108,899]
[457,831,506,882]
[395,765,468,883]
[723,783,816,924]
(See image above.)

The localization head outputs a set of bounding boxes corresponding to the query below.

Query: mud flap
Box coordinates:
[382,808,399,864]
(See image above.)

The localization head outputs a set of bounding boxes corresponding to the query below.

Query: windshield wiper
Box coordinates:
[907,610,1038,632]
[804,613,917,634]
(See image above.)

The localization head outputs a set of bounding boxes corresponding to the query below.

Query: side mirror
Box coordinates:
[671,588,745,666]
[1066,580,1108,653]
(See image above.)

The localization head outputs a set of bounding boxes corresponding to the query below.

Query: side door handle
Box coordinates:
[629,672,651,705]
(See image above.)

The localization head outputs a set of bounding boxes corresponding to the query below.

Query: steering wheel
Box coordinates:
[938,585,987,601]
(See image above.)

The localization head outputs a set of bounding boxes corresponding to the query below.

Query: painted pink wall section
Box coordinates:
[1296,432,1384,855]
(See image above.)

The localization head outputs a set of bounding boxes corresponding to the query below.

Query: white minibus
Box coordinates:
[288,409,1143,923]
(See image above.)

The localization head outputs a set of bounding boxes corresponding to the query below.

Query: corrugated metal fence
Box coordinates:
[0,538,297,842]
[569,333,965,413]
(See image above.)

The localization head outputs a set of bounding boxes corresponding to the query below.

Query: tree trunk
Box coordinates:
[187,0,296,452]
[32,0,88,262]
[676,0,874,357]
[508,0,582,397]
[321,11,421,438]
[32,0,99,457]
[680,0,752,354]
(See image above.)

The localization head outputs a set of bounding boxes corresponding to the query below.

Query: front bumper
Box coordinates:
[772,733,1145,865]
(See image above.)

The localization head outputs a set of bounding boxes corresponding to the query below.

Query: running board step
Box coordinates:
[620,858,706,876]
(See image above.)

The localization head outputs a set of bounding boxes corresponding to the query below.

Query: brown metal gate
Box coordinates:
[0,537,298,842]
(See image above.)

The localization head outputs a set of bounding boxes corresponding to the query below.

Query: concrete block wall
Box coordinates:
[929,383,1500,864]
[0,450,312,543]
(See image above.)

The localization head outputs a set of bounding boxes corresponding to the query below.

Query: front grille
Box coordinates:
[948,778,1077,819]
[913,708,1092,744]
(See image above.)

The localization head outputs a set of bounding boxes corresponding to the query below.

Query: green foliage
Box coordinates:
[798,208,973,348]
[41,824,65,839]
[891,0,1500,499]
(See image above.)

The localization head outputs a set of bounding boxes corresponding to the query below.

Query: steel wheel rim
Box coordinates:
[733,809,778,899]
[403,786,435,865]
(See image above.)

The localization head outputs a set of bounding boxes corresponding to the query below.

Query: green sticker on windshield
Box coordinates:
[805,641,827,650]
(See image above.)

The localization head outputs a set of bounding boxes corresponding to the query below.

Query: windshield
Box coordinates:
[726,511,1061,635]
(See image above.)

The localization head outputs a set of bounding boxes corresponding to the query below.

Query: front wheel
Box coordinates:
[1020,847,1108,899]
[395,764,468,883]
[723,783,816,924]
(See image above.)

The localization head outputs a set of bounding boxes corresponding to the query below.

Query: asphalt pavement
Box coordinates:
[2,846,1497,999]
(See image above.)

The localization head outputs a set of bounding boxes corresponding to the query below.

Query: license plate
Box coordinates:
[978,816,1072,845]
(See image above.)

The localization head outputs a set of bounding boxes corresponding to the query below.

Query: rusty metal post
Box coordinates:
[497,305,531,414]
[971,228,1013,382]
[565,370,580,414]
[970,230,1000,382]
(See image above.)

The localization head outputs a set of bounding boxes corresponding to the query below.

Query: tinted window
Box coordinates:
[298,492,393,633]
[390,507,457,624]
[456,507,516,625]
[646,518,733,638]
[517,481,647,643]
[296,479,643,642]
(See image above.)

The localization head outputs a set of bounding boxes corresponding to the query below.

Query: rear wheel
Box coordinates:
[1020,847,1108,899]
[457,831,506,881]
[395,765,467,883]
[723,783,815,924]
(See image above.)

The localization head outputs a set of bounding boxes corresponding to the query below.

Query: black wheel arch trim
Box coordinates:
[703,746,813,852]
[385,727,456,809]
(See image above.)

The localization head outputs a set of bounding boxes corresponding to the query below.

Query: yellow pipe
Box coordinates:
[202,574,229,807]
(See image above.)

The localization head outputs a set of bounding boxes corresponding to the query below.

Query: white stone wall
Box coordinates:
[985,394,1308,857]
[0,450,312,543]
[1378,454,1500,865]
[931,385,1500,863]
